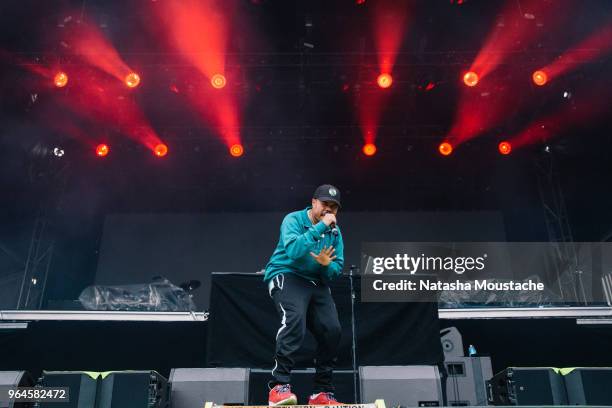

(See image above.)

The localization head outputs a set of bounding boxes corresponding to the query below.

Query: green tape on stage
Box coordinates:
[44,370,168,380]
[82,371,101,379]
[558,367,612,375]
[97,370,161,379]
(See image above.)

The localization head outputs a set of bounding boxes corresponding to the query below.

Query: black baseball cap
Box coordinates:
[313,184,341,208]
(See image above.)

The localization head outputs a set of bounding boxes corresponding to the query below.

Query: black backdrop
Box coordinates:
[94,211,506,310]
[206,273,444,369]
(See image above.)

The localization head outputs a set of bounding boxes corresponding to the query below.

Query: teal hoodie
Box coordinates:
[264,207,344,283]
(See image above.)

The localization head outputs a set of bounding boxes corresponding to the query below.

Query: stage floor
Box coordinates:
[1,306,611,322]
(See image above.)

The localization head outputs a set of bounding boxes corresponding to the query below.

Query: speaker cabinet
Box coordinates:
[96,371,168,408]
[359,366,442,406]
[563,367,612,405]
[444,357,492,406]
[169,368,249,408]
[39,371,97,408]
[487,367,567,406]
[0,371,33,408]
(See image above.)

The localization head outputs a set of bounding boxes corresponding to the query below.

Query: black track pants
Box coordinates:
[268,273,342,392]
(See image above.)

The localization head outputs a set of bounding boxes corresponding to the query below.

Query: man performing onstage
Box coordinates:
[264,184,345,406]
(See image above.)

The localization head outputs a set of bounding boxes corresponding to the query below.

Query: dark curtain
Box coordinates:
[206,273,444,368]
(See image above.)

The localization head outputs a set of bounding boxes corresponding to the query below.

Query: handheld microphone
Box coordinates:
[323,211,339,236]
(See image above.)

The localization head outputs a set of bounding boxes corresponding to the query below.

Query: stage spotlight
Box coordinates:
[125,72,141,88]
[377,73,393,89]
[53,147,65,157]
[154,143,168,157]
[96,144,109,157]
[54,72,68,88]
[532,70,548,86]
[230,144,244,157]
[463,71,479,87]
[211,74,227,89]
[498,141,512,155]
[438,142,453,156]
[362,143,377,156]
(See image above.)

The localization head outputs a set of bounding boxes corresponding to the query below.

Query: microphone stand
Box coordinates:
[348,264,358,403]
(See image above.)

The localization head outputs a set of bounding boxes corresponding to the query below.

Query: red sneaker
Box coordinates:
[308,392,340,405]
[268,384,298,406]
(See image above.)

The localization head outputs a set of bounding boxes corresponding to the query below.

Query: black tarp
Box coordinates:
[206,273,444,368]
[0,320,208,379]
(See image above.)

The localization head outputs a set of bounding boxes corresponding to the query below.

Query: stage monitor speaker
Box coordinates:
[359,365,442,407]
[97,370,168,408]
[440,327,464,359]
[487,367,567,406]
[0,371,33,408]
[39,371,97,408]
[562,367,612,405]
[444,356,492,406]
[169,368,249,408]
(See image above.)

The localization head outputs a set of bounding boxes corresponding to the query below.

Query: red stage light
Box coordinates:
[532,70,548,86]
[54,72,68,88]
[363,143,377,156]
[125,72,141,88]
[154,143,168,157]
[463,71,479,87]
[377,73,393,89]
[498,141,512,155]
[211,74,227,89]
[229,144,244,157]
[96,144,109,157]
[439,142,453,156]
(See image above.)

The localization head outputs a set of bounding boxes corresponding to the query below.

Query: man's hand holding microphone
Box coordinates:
[310,211,338,266]
[321,212,337,229]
